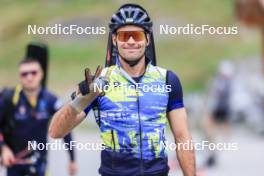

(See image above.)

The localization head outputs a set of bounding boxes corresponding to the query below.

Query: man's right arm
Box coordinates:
[49,66,107,138]
[49,103,86,139]
[49,85,101,139]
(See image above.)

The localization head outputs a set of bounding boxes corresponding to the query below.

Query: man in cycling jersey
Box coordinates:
[49,3,196,176]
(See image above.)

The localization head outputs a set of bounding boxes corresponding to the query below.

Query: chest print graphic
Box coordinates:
[35,100,49,120]
[15,105,27,120]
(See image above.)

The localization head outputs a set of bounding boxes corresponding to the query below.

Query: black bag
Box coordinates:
[26,42,49,87]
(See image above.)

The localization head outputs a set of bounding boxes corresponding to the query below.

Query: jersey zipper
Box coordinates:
[111,129,116,168]
[119,66,145,175]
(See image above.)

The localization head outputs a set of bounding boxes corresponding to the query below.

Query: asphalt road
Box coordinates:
[0,119,263,176]
[47,125,264,176]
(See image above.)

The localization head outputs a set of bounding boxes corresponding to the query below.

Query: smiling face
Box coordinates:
[19,61,43,91]
[112,25,149,64]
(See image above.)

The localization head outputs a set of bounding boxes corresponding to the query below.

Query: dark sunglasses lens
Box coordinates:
[117,31,145,42]
[20,71,38,77]
[31,71,37,76]
[132,31,145,41]
[21,72,28,77]
[117,32,127,41]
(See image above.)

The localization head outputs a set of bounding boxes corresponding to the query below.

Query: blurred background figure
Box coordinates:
[235,0,264,74]
[235,0,264,134]
[0,43,77,176]
[203,60,235,167]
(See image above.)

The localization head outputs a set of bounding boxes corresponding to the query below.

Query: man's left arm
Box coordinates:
[168,108,196,176]
[166,71,196,175]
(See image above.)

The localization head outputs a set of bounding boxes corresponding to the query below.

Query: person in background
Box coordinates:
[0,58,77,176]
[204,60,234,167]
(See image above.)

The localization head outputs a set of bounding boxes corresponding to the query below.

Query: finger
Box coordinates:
[94,65,103,78]
[84,68,92,86]
[9,156,16,165]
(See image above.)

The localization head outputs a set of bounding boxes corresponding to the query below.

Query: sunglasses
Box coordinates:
[20,70,38,77]
[116,31,146,42]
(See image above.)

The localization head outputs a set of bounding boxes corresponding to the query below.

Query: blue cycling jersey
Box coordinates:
[84,63,184,175]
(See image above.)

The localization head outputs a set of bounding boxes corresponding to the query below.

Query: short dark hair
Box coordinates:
[19,58,40,66]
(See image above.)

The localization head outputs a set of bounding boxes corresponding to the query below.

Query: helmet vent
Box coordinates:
[126,18,134,23]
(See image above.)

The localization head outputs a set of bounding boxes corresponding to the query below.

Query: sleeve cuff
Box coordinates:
[167,102,184,112]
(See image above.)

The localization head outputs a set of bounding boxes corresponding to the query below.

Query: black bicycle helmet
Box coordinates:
[106,3,156,66]
[109,3,153,33]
